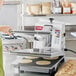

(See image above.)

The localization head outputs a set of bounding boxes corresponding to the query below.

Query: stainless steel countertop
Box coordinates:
[3,51,76,76]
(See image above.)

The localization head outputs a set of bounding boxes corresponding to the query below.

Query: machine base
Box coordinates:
[19,56,65,75]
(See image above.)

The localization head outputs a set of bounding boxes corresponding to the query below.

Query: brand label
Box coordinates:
[35,26,43,30]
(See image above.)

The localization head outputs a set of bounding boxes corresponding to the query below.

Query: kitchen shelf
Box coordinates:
[3,0,21,5]
[23,14,76,17]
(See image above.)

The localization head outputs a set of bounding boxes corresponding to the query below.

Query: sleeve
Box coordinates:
[0,38,4,76]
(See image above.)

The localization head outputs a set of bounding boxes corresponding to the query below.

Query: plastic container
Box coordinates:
[71,3,76,14]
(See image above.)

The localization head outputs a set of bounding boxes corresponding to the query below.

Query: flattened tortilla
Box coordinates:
[20,59,32,63]
[36,61,51,65]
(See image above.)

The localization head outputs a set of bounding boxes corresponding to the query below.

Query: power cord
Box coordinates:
[64,48,76,54]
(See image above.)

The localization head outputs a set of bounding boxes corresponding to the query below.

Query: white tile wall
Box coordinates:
[0,4,18,29]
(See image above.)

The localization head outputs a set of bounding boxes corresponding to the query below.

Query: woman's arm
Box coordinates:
[0,0,4,6]
[0,26,12,35]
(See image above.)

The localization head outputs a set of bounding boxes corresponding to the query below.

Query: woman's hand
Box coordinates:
[0,26,12,35]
